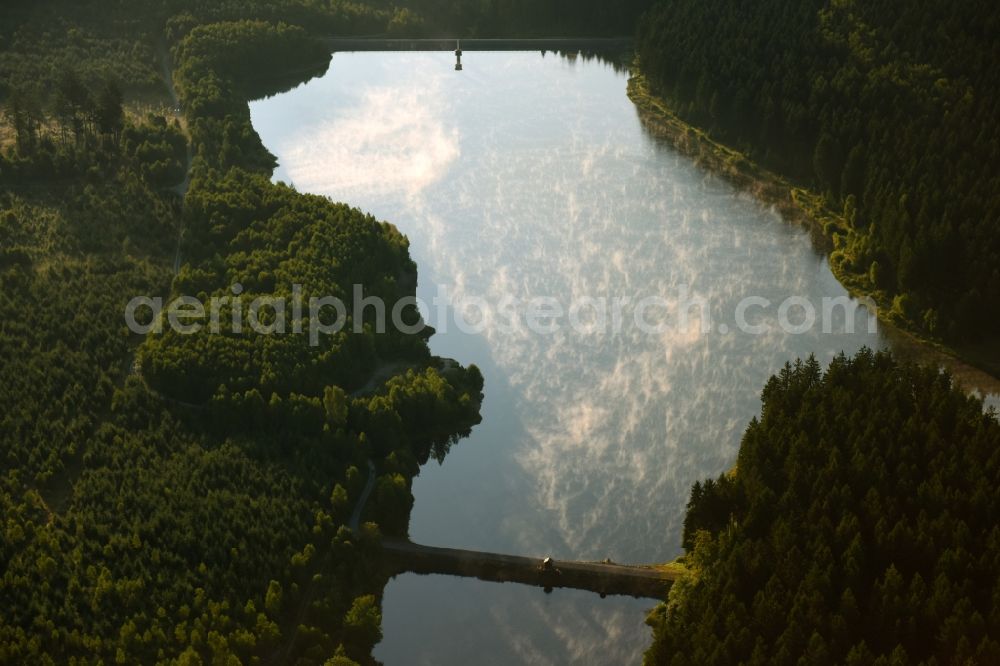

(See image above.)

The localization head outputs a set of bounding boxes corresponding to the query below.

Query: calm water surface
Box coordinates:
[250,52,983,665]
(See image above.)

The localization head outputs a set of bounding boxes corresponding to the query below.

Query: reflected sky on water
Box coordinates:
[251,51,993,665]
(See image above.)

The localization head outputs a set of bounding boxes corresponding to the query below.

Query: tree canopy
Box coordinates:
[647,349,1000,665]
[0,7,483,665]
[637,0,1000,347]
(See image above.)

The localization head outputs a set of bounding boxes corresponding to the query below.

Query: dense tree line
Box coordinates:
[3,69,186,189]
[2,6,483,665]
[0,0,387,103]
[637,0,1000,347]
[646,349,1000,665]
[12,0,1000,664]
[167,20,332,175]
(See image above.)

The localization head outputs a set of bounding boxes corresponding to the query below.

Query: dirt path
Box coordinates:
[156,37,191,275]
[349,459,377,532]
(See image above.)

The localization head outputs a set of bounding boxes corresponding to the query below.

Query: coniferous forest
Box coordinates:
[1,4,483,664]
[2,0,1000,664]
[631,5,1000,659]
[636,0,1000,350]
[645,350,1000,665]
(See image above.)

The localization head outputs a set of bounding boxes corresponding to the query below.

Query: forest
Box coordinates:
[636,0,1000,353]
[646,349,1000,665]
[1,4,483,665]
[633,5,1000,659]
[3,0,1000,663]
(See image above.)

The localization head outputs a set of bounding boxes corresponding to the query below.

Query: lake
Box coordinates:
[250,51,996,665]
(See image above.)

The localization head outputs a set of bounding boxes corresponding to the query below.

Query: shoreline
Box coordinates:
[626,71,1000,401]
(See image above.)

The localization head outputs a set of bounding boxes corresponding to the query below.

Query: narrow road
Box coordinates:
[349,459,377,531]
[169,141,192,276]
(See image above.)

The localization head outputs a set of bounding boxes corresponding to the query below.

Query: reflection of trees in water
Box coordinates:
[551,48,632,74]
[430,428,472,464]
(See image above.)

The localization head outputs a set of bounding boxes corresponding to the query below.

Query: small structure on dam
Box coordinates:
[454,40,463,71]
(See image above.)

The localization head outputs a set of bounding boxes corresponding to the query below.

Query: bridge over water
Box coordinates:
[382,537,680,600]
[350,458,678,600]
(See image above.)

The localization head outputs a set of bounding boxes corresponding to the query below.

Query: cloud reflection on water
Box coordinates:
[250,51,888,666]
[278,81,459,199]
